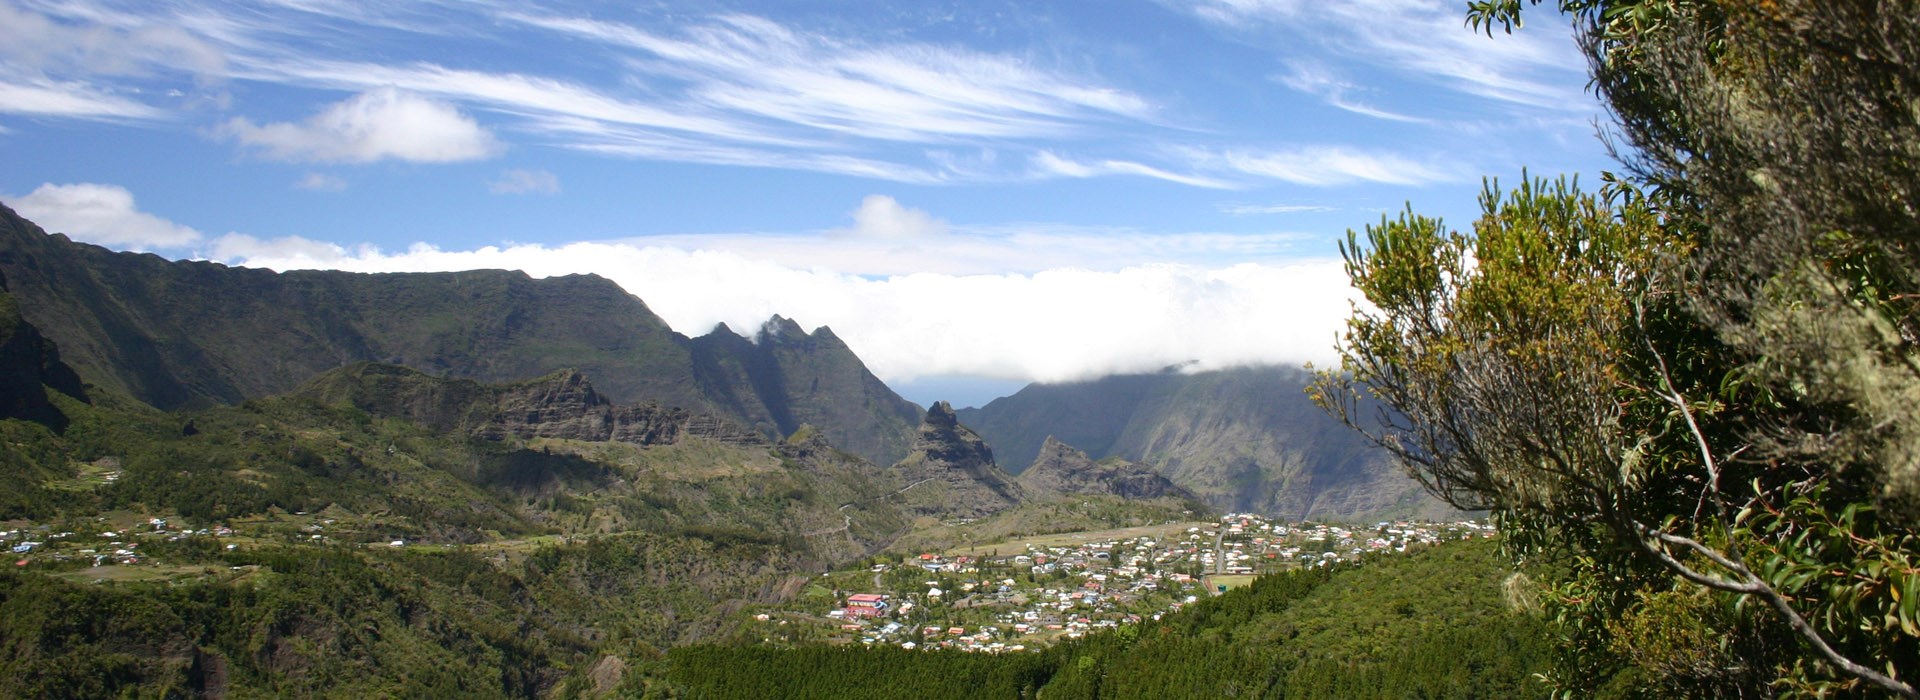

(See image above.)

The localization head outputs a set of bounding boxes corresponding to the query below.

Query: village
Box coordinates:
[750,514,1496,652]
[6,507,1493,653]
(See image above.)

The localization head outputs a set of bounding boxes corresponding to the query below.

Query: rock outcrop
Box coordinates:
[300,363,761,447]
[889,401,1025,519]
[1019,436,1193,501]
[0,271,86,430]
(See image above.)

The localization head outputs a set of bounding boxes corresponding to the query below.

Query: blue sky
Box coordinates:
[0,0,1610,407]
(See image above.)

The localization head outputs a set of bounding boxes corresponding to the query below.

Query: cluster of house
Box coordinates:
[796,514,1495,652]
[4,517,239,568]
[1201,516,1497,574]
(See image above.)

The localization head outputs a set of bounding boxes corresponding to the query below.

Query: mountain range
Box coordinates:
[0,200,1466,697]
[0,204,921,468]
[0,202,1442,522]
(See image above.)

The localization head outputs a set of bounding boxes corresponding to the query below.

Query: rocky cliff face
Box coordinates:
[1019,436,1193,501]
[0,272,86,431]
[0,204,919,465]
[889,401,1025,520]
[300,363,761,448]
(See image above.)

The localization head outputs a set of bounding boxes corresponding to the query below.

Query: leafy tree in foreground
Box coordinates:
[1316,0,1918,696]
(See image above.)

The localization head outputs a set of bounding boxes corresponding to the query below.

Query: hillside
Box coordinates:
[887,401,1027,520]
[658,536,1555,699]
[959,366,1453,522]
[0,357,941,696]
[1018,436,1195,502]
[0,204,922,466]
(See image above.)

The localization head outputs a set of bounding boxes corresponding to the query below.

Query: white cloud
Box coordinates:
[617,193,1309,277]
[294,172,347,191]
[1182,0,1590,111]
[1032,151,1235,189]
[0,76,162,119]
[0,0,226,78]
[505,12,1153,143]
[1219,202,1336,215]
[1275,61,1429,123]
[489,168,560,195]
[840,195,946,239]
[1198,146,1458,186]
[10,182,202,250]
[208,238,1355,384]
[207,12,1168,184]
[218,87,501,163]
[0,0,226,122]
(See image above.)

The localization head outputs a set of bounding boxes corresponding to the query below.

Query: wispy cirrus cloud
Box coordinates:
[294,172,346,191]
[503,12,1152,143]
[489,168,559,195]
[0,0,225,121]
[1181,0,1589,112]
[1,0,1565,191]
[1188,146,1460,186]
[1275,61,1429,124]
[1218,202,1337,215]
[0,76,162,119]
[1031,151,1236,189]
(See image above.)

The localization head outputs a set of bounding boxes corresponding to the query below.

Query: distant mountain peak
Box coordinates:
[758,315,807,341]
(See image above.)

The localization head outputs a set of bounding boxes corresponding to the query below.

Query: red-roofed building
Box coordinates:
[844,593,890,618]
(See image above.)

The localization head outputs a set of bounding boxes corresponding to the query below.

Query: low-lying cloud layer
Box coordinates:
[209,235,1354,384]
[12,184,1356,385]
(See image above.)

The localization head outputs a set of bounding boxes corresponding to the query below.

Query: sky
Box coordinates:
[0,0,1612,408]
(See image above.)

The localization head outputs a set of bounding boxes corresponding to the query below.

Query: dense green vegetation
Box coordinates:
[658,538,1554,699]
[0,533,818,698]
[1315,0,1920,695]
[0,358,924,697]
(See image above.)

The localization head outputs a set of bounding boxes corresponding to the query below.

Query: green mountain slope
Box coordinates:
[958,366,1453,522]
[0,203,921,466]
[0,359,936,697]
[689,316,925,466]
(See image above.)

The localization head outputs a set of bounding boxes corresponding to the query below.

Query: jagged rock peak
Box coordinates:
[1036,435,1077,460]
[1020,434,1194,502]
[759,315,808,341]
[924,400,958,428]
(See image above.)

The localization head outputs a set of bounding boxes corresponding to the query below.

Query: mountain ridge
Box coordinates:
[0,203,922,466]
[959,366,1454,522]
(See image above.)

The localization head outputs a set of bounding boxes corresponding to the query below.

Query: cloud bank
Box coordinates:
[206,235,1354,384]
[12,182,203,250]
[9,183,1355,387]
